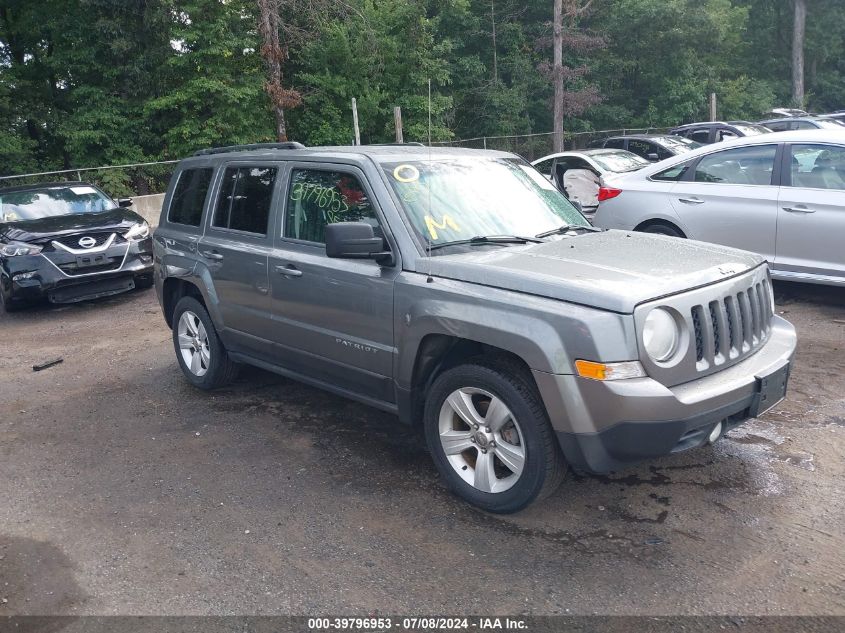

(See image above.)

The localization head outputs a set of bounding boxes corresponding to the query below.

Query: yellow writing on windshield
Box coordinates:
[424,214,460,241]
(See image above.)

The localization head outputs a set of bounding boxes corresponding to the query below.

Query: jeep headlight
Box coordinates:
[125,222,150,240]
[642,307,679,362]
[0,241,42,257]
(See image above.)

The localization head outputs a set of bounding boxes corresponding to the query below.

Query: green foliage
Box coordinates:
[1,0,845,186]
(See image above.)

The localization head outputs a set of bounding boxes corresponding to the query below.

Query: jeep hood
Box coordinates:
[423,230,764,313]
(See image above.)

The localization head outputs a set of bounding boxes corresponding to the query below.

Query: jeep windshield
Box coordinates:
[381,158,588,250]
[0,185,117,222]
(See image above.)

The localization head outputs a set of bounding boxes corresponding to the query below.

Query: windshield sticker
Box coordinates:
[424,214,460,240]
[70,186,98,195]
[393,164,420,183]
[519,165,557,191]
[290,182,350,213]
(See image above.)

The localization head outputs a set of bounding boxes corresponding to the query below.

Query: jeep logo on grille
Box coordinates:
[78,236,96,249]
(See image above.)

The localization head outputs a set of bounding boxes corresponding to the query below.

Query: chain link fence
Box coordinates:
[0,160,178,199]
[431,128,671,161]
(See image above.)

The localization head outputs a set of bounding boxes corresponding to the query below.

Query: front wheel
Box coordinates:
[423,360,566,513]
[640,221,685,238]
[171,296,238,389]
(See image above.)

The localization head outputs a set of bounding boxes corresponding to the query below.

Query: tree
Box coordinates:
[550,0,602,152]
[792,0,807,107]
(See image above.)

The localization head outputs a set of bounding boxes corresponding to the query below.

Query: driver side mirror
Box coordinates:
[325,222,393,265]
[117,197,133,208]
[647,153,660,162]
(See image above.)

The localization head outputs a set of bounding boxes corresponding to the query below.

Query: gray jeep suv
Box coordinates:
[153,143,797,513]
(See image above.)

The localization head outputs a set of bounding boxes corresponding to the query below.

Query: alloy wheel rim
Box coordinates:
[177,311,211,377]
[438,387,526,494]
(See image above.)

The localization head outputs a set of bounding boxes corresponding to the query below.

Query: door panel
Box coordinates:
[775,144,845,280]
[200,165,277,356]
[669,144,779,260]
[268,165,398,402]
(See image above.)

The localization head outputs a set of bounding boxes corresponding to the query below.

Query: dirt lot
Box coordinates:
[0,281,843,616]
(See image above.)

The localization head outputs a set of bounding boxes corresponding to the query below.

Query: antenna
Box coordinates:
[426,78,434,283]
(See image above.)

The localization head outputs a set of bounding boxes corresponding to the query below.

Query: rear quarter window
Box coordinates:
[168,168,213,227]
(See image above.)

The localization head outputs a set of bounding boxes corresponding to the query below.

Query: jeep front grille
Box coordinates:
[690,279,773,370]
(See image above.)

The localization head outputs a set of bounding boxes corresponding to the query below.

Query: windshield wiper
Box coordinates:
[535,224,603,239]
[429,235,543,251]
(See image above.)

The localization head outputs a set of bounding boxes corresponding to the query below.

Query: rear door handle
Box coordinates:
[201,250,224,260]
[274,264,303,277]
[678,197,704,204]
[783,205,815,214]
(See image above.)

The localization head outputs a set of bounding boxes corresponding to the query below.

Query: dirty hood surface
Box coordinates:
[423,230,764,313]
[0,208,144,244]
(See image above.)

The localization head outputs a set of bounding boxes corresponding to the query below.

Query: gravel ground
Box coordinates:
[0,281,843,616]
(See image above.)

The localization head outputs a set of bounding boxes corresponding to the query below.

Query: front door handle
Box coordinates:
[783,205,815,214]
[274,264,303,277]
[678,197,705,204]
[201,250,224,260]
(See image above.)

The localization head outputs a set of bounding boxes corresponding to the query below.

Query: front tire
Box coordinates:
[423,359,566,513]
[639,221,685,238]
[171,296,238,389]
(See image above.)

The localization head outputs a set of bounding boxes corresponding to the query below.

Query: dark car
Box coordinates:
[0,182,154,311]
[669,121,772,144]
[757,116,845,132]
[588,134,702,161]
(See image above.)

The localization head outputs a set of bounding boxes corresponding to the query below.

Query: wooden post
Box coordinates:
[352,98,361,146]
[394,107,404,143]
[709,92,717,122]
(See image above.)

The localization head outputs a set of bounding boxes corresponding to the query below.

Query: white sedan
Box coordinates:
[592,129,845,286]
[531,149,649,216]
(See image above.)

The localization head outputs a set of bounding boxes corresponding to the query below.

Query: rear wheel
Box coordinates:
[171,296,238,389]
[423,360,566,513]
[639,221,685,238]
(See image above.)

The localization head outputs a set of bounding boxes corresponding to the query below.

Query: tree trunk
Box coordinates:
[258,0,290,141]
[553,0,564,153]
[792,0,806,108]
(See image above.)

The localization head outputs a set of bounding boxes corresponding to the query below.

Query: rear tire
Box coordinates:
[423,359,566,513]
[171,296,238,389]
[639,221,685,238]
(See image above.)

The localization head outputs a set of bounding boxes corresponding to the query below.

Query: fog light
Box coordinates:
[13,271,36,280]
[708,421,724,444]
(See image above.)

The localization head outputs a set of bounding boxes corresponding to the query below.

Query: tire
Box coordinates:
[171,296,239,389]
[134,274,154,290]
[423,359,566,513]
[0,287,24,313]
[640,221,685,238]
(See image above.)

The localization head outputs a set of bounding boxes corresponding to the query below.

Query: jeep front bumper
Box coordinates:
[533,316,797,473]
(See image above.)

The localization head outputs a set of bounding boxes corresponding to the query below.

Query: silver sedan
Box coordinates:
[592,129,845,287]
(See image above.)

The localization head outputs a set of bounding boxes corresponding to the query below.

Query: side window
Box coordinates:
[766,120,790,132]
[790,144,845,190]
[717,129,738,142]
[690,129,710,144]
[627,140,653,159]
[284,169,379,244]
[212,166,277,235]
[605,138,625,150]
[694,145,777,185]
[168,168,213,226]
[533,158,554,177]
[651,160,693,182]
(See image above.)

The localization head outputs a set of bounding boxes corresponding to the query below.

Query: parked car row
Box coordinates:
[591,129,845,287]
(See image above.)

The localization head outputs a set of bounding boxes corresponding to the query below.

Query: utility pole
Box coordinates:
[709,93,717,122]
[792,0,807,107]
[553,0,564,153]
[352,98,361,146]
[394,107,404,143]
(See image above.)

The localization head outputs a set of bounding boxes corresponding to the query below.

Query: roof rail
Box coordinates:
[193,142,306,156]
[365,142,426,147]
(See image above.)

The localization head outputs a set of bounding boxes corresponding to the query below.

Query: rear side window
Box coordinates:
[284,169,379,244]
[689,129,710,143]
[168,168,213,226]
[212,166,277,235]
[651,161,693,182]
[605,138,625,150]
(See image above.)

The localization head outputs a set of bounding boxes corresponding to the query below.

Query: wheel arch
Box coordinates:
[634,218,688,237]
